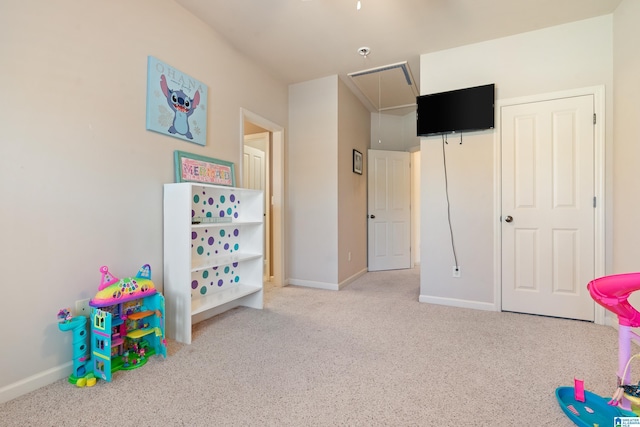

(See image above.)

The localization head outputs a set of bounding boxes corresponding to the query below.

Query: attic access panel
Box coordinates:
[348,61,418,115]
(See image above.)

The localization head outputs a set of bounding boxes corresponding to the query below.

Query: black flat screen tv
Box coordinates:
[416,83,495,136]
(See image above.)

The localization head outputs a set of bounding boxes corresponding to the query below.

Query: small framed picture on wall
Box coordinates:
[353,149,363,175]
[173,150,236,186]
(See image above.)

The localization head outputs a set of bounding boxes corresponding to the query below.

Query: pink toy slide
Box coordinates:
[588,273,640,327]
[556,273,640,424]
[588,272,640,412]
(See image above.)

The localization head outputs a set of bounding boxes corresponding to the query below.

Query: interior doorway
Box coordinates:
[241,109,285,287]
[243,131,271,280]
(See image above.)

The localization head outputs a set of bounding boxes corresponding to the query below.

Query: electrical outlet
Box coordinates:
[348,251,352,262]
[75,298,91,317]
[452,266,461,278]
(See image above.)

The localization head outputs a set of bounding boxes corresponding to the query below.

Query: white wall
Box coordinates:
[288,76,339,287]
[337,79,370,283]
[371,113,403,149]
[419,15,614,307]
[371,111,419,151]
[288,76,370,289]
[613,0,640,274]
[403,112,420,151]
[0,0,288,402]
[613,0,640,314]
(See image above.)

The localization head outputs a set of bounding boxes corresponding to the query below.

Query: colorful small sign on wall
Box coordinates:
[174,151,235,186]
[146,56,208,146]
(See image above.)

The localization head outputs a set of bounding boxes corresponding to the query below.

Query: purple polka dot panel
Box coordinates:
[191,188,241,221]
[190,263,242,297]
[190,226,241,259]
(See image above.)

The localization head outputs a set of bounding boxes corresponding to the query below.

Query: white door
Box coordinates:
[243,145,265,189]
[243,135,270,280]
[367,149,411,271]
[501,95,595,321]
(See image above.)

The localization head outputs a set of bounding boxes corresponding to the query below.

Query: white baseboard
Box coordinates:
[419,294,497,312]
[288,278,339,291]
[0,362,71,404]
[338,268,368,289]
[288,269,368,291]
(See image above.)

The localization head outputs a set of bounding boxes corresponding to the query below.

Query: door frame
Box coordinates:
[243,136,271,280]
[493,86,606,325]
[240,108,286,287]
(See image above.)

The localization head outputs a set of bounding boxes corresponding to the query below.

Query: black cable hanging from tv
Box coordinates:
[442,134,459,270]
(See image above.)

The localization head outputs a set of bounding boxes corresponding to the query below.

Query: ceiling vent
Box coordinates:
[347,61,419,116]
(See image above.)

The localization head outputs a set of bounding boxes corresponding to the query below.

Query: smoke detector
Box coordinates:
[357,47,371,57]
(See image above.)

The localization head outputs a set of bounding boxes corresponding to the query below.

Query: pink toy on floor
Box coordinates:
[588,273,640,327]
[90,264,157,307]
[588,272,640,411]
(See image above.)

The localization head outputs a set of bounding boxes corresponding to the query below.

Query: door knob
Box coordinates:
[504,215,513,223]
[369,214,375,219]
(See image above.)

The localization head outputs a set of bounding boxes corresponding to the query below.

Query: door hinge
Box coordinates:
[593,113,596,125]
[593,196,597,208]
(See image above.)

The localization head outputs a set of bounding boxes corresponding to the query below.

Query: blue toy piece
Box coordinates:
[57,313,96,387]
[555,386,636,426]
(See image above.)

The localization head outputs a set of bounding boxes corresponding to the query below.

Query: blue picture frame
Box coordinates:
[146,56,208,146]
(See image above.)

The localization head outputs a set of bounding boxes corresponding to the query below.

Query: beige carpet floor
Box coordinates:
[0,268,628,426]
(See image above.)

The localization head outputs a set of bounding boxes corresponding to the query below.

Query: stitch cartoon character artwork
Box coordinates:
[160,74,200,140]
[146,56,208,146]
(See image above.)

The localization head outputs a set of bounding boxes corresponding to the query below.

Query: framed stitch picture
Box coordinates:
[353,149,363,175]
[146,56,208,146]
[174,151,236,186]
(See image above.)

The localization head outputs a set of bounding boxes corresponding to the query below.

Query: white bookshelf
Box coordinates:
[163,183,264,344]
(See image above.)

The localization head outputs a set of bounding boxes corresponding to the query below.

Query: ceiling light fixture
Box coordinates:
[356,0,362,10]
[357,47,370,57]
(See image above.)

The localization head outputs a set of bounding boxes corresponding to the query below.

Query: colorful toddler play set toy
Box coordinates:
[556,272,640,426]
[57,264,167,387]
